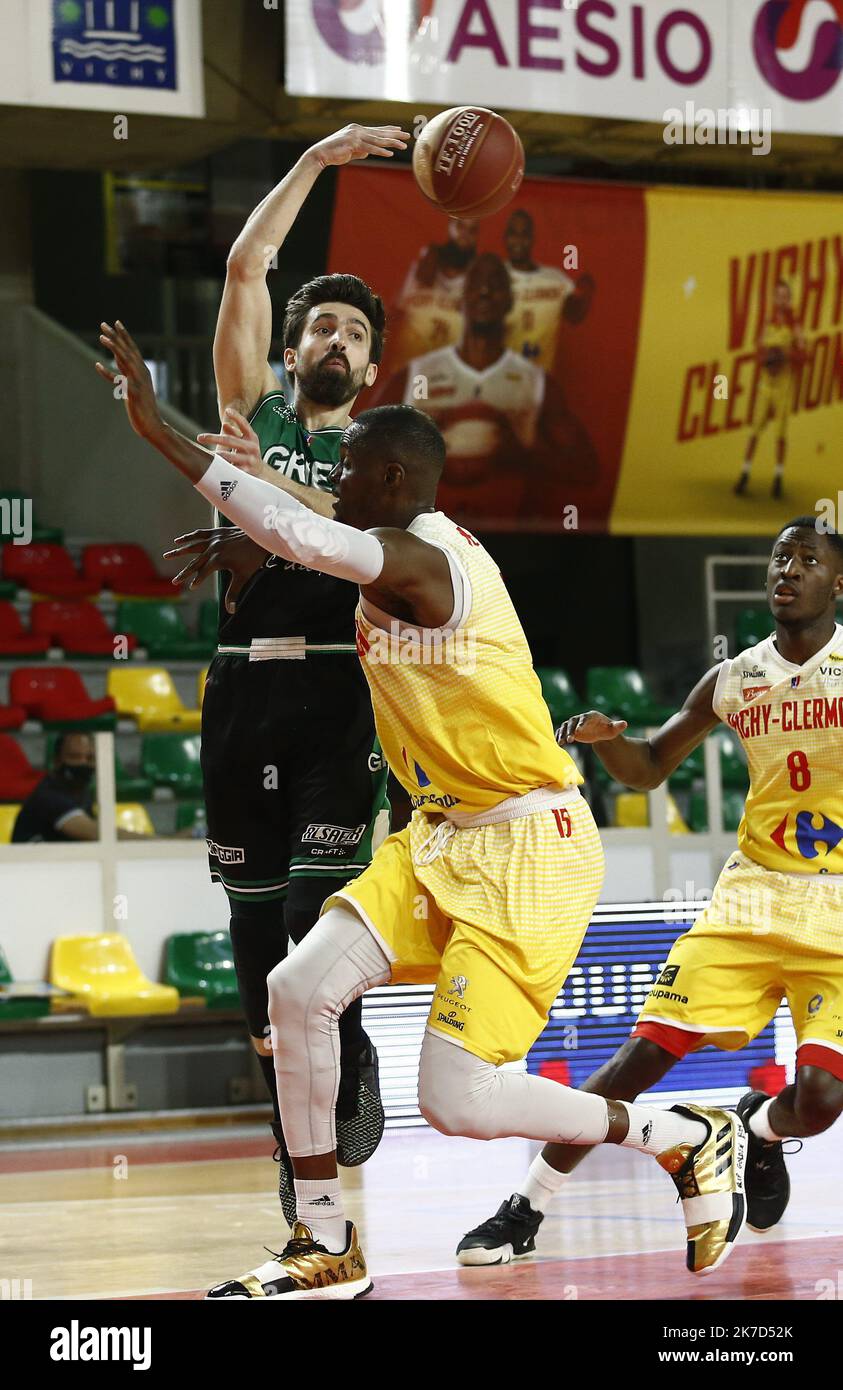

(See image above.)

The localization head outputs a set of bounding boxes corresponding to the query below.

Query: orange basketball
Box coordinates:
[412,107,525,219]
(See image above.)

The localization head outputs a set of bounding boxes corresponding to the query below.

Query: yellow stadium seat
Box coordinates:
[115,802,155,836]
[107,667,202,733]
[0,804,21,844]
[50,933,179,1017]
[614,791,689,834]
[197,667,208,706]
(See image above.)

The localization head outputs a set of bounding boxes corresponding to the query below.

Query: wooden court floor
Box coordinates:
[1,1123,842,1301]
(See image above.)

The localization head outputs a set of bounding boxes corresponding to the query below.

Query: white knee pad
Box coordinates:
[418,1032,500,1140]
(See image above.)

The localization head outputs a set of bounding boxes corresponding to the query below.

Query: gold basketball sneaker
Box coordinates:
[656,1103,748,1275]
[205,1222,372,1300]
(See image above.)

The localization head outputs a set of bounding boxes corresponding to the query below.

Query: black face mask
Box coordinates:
[57,764,94,791]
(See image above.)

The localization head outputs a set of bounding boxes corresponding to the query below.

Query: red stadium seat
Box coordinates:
[2,543,99,599]
[0,734,44,802]
[0,704,27,732]
[82,544,177,598]
[0,601,50,656]
[9,667,116,729]
[30,601,135,658]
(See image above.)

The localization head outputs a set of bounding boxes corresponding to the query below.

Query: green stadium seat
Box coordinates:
[175,798,206,832]
[142,733,203,796]
[735,607,775,652]
[115,752,154,801]
[0,580,17,599]
[535,667,582,725]
[198,600,218,648]
[164,931,240,1009]
[0,942,51,1021]
[688,789,746,833]
[585,667,673,725]
[116,601,211,660]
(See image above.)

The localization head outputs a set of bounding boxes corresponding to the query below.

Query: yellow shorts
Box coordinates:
[324,792,604,1066]
[637,851,843,1061]
[753,372,792,440]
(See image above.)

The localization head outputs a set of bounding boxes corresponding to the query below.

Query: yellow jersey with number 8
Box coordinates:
[713,625,843,873]
[354,511,580,816]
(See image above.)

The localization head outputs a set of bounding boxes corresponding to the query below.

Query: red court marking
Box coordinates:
[119,1235,843,1301]
[0,1134,270,1174]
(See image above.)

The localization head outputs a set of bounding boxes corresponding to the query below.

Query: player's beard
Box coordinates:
[295,354,367,407]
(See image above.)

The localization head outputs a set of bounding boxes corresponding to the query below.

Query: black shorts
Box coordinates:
[201,652,388,904]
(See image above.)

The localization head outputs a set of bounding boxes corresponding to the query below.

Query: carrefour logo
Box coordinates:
[313,0,434,64]
[753,0,843,101]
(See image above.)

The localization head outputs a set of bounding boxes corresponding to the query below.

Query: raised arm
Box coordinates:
[557,665,723,790]
[214,124,409,420]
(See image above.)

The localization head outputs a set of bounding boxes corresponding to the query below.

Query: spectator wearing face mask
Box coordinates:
[12,732,149,842]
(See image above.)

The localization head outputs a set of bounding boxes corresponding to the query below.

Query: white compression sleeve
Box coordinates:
[194,454,385,585]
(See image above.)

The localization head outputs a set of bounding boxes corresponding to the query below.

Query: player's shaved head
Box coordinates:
[333,405,446,528]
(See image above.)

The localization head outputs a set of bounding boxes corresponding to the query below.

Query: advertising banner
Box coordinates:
[328,166,843,534]
[287,0,843,138]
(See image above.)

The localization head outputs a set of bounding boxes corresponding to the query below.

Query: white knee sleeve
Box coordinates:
[418,1033,610,1145]
[266,903,391,1157]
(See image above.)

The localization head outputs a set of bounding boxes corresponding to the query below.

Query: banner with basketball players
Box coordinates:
[328,167,843,534]
[287,0,843,138]
[329,165,644,532]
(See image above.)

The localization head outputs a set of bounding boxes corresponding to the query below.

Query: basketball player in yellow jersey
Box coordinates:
[98,319,749,1297]
[462,515,843,1268]
[735,279,805,501]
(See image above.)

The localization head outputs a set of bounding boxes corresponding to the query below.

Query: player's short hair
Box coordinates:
[283,274,386,364]
[349,404,446,487]
[776,515,843,567]
[53,731,94,762]
[507,208,534,232]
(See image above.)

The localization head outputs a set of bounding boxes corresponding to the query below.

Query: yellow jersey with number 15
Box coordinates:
[354,511,580,816]
[713,625,843,873]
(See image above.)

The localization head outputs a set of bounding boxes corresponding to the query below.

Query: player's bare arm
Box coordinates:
[557,663,722,789]
[97,320,455,629]
[215,124,408,419]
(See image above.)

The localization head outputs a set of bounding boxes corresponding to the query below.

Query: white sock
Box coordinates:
[521,1153,571,1215]
[618,1102,707,1157]
[748,1096,784,1143]
[293,1177,347,1254]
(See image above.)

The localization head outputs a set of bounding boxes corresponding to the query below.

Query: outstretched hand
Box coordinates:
[95,320,162,442]
[310,123,410,170]
[163,527,266,613]
[556,711,628,745]
[196,409,268,477]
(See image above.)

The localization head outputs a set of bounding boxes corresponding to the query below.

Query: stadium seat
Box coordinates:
[614,791,689,833]
[535,666,582,725]
[2,543,99,598]
[0,942,51,1021]
[175,798,206,832]
[141,733,203,796]
[0,735,44,802]
[106,667,202,732]
[116,600,210,659]
[49,934,179,1017]
[9,667,117,729]
[0,579,16,599]
[0,703,26,732]
[197,667,208,705]
[198,600,217,648]
[735,607,775,651]
[164,931,240,1009]
[0,491,63,545]
[9,667,116,730]
[115,803,155,835]
[688,790,746,834]
[0,804,21,843]
[586,667,673,725]
[82,544,177,599]
[114,753,154,802]
[711,727,749,788]
[31,600,132,658]
[0,601,50,656]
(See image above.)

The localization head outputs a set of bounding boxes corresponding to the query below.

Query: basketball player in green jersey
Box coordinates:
[165,125,408,1233]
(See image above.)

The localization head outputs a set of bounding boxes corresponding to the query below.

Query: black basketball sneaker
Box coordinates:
[455,1193,544,1266]
[336,1037,385,1168]
[736,1090,796,1231]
